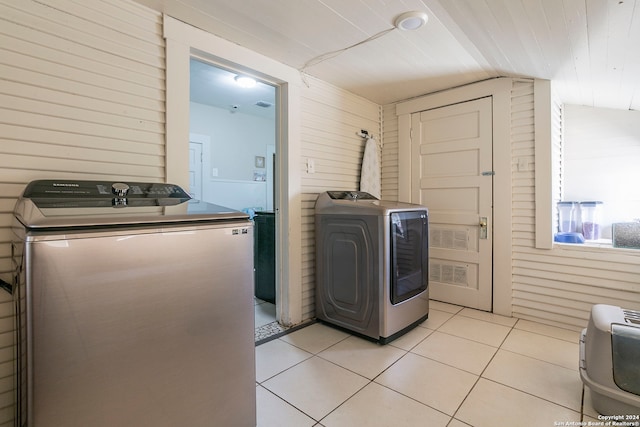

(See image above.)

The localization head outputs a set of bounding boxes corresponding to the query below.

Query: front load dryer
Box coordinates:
[315,191,429,344]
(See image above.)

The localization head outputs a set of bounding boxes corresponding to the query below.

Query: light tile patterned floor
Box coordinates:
[255,298,292,342]
[256,301,605,427]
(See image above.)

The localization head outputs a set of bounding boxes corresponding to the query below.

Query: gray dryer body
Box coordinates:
[315,191,429,343]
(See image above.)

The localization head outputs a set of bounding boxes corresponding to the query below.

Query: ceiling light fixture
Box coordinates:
[234,75,257,88]
[394,11,428,31]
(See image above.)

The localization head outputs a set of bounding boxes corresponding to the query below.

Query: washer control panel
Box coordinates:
[111,182,130,197]
[22,180,191,208]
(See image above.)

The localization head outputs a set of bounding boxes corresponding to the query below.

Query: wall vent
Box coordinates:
[430,228,469,250]
[430,262,468,286]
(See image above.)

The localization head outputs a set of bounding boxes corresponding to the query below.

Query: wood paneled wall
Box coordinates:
[0,1,165,424]
[381,104,399,201]
[512,85,640,330]
[0,0,165,274]
[299,77,381,320]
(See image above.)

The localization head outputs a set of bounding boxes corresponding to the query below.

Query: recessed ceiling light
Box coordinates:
[235,75,257,88]
[394,11,428,31]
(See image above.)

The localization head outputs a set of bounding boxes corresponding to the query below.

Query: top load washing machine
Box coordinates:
[315,191,429,344]
[12,180,256,427]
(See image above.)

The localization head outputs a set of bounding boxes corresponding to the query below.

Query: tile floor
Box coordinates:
[255,300,606,427]
[255,297,292,342]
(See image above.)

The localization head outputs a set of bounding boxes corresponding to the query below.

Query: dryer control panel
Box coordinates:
[326,191,378,201]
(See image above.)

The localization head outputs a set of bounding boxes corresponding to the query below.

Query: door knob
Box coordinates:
[479,217,488,239]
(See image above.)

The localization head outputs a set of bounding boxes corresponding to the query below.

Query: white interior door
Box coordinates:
[188,141,203,200]
[411,97,493,311]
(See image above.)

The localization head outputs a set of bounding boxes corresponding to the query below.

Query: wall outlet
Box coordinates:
[211,168,219,177]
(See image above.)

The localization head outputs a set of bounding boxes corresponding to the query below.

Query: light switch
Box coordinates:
[212,168,219,177]
[307,158,315,174]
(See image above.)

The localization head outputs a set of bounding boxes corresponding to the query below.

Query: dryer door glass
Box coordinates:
[390,211,428,304]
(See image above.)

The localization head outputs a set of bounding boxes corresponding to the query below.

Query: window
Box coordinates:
[560,105,640,246]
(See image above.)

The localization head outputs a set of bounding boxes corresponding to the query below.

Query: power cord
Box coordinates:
[299,26,396,86]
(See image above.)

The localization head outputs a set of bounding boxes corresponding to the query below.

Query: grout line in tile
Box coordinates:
[316,378,372,425]
[257,383,321,424]
[456,308,517,327]
[449,373,482,423]
[256,349,315,385]
[460,324,584,416]
[432,312,515,349]
[369,349,411,383]
[388,327,435,353]
[371,373,453,422]
[448,317,518,421]
[282,334,352,356]
[429,299,465,314]
[259,350,370,390]
[496,321,516,348]
[497,346,579,372]
[513,318,582,343]
[406,347,495,377]
[447,418,472,427]
[478,377,584,415]
[314,342,409,382]
[365,349,464,422]
[497,321,581,371]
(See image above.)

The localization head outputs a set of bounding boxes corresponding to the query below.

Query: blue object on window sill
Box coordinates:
[554,232,585,243]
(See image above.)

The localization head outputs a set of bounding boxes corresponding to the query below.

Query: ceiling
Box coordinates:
[190,58,277,119]
[136,0,640,110]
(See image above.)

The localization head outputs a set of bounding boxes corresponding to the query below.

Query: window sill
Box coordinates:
[580,238,612,248]
[554,240,640,255]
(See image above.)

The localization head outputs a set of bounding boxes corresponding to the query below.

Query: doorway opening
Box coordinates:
[189,58,284,340]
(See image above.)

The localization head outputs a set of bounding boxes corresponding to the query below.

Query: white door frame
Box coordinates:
[163,16,304,326]
[396,78,513,316]
[188,140,203,199]
[266,144,276,212]
[411,97,493,310]
[189,133,211,200]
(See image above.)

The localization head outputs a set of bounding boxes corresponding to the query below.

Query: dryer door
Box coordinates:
[390,211,428,305]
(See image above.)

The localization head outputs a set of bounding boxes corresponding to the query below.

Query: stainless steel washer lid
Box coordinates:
[14,180,249,229]
[314,191,428,216]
